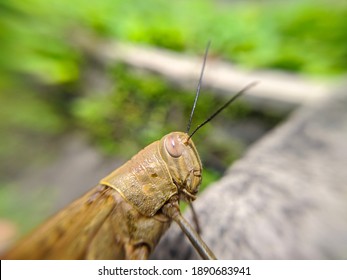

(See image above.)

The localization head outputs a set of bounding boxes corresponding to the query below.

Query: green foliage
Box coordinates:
[79,0,347,75]
[1,0,341,187]
[0,91,65,134]
[0,184,54,234]
[71,64,250,165]
[2,0,347,80]
[0,86,67,179]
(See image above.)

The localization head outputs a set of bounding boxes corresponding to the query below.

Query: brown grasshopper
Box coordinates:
[3,43,256,260]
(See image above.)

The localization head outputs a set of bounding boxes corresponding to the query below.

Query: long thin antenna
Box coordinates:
[188,81,259,140]
[186,41,211,134]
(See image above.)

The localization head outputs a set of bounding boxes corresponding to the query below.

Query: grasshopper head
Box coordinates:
[159,132,202,202]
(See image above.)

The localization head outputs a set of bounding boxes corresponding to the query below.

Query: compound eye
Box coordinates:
[164,134,184,158]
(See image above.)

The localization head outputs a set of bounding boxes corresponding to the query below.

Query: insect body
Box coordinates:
[3,132,214,259]
[101,132,202,218]
[3,42,256,260]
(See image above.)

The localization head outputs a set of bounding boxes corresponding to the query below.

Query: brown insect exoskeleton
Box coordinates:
[2,43,257,260]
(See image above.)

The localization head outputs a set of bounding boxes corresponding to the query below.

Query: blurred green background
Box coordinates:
[0,0,346,241]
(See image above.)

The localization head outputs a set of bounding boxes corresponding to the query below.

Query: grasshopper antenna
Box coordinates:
[185,41,210,236]
[186,41,211,134]
[188,81,259,140]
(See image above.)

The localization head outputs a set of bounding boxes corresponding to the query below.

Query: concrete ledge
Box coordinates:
[99,42,331,110]
[152,85,347,259]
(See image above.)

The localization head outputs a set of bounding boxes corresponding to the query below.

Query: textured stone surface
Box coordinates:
[152,86,347,260]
